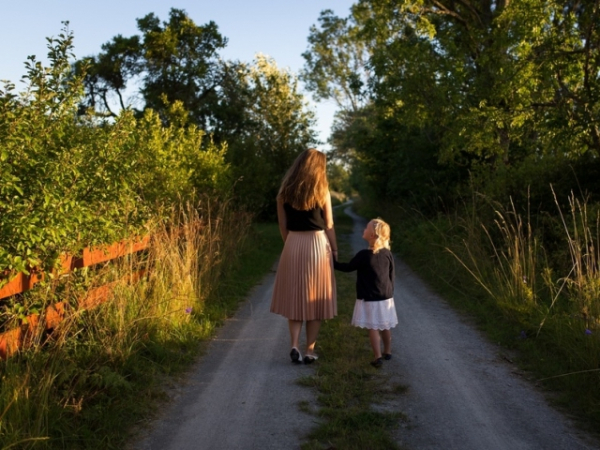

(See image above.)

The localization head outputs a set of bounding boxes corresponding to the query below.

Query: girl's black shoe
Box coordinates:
[370,358,383,368]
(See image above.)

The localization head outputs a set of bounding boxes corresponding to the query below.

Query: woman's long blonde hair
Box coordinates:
[371,218,391,254]
[277,148,329,210]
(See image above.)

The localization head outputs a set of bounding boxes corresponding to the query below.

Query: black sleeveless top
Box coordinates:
[284,203,326,231]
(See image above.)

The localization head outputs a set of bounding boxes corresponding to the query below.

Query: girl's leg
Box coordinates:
[381,329,392,356]
[368,329,382,359]
[288,320,302,350]
[305,320,321,356]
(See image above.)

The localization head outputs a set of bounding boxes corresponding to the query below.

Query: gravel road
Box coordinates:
[131,207,599,450]
[129,264,318,450]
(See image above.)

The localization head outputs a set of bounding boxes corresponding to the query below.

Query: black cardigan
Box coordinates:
[334,248,394,301]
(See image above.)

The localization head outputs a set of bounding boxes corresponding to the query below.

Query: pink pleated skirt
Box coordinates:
[270,230,337,321]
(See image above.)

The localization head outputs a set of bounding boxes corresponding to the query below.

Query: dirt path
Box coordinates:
[131,207,598,450]
[129,265,318,450]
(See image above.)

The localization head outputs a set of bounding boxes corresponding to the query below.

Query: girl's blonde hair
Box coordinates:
[277,148,329,210]
[371,218,391,254]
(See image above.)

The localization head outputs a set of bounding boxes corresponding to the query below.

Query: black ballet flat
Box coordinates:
[370,358,383,368]
[290,347,302,364]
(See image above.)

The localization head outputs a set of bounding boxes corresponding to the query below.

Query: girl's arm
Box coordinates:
[322,190,338,259]
[333,251,364,272]
[277,196,288,242]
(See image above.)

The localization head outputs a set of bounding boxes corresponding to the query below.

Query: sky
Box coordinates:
[0,1,356,148]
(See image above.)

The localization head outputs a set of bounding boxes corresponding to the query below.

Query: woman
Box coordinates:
[270,148,338,364]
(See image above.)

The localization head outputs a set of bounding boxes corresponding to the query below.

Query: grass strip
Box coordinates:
[300,208,405,450]
[203,221,282,324]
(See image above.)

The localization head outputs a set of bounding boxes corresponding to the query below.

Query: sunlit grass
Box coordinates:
[0,202,281,450]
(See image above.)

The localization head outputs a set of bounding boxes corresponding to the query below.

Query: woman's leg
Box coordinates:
[289,320,302,350]
[381,329,392,356]
[368,329,382,359]
[305,320,321,356]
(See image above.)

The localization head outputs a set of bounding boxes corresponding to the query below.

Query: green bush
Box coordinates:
[0,27,231,278]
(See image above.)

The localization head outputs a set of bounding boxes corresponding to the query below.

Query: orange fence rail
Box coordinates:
[0,236,151,300]
[0,235,151,359]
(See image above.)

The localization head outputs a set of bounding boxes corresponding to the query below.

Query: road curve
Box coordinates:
[345,207,597,450]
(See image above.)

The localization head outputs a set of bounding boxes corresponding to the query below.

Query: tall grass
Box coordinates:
[444,190,600,335]
[368,190,600,432]
[552,189,600,327]
[445,195,540,315]
[0,200,253,449]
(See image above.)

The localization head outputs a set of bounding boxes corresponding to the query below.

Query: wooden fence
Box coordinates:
[0,236,151,359]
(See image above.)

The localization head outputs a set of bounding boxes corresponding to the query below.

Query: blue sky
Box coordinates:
[0,1,355,147]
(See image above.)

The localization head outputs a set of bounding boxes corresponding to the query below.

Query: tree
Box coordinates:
[358,0,600,162]
[137,9,226,128]
[301,6,377,189]
[80,10,320,216]
[225,55,319,217]
[301,9,373,114]
[302,1,600,213]
[76,34,142,116]
[79,8,226,128]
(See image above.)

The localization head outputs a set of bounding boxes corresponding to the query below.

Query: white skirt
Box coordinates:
[351,298,398,330]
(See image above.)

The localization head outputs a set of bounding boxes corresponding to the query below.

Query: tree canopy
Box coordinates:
[302,0,600,212]
[78,8,319,217]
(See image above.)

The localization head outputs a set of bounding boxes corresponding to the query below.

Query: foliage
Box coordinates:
[77,8,226,127]
[222,55,319,217]
[301,9,373,113]
[327,159,353,198]
[79,9,320,217]
[355,0,600,162]
[0,25,231,278]
[303,1,600,212]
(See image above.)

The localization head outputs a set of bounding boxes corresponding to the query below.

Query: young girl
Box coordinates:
[334,218,397,368]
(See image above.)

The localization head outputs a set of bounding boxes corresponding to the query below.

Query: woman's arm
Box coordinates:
[277,196,288,242]
[322,191,338,259]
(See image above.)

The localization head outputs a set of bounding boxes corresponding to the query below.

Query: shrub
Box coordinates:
[0,26,231,278]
